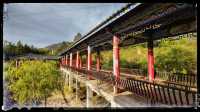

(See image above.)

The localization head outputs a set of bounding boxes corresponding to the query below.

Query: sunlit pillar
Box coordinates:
[113,35,120,94]
[147,38,154,81]
[70,53,73,67]
[79,56,82,68]
[86,86,93,107]
[66,55,68,66]
[76,51,79,68]
[87,46,92,80]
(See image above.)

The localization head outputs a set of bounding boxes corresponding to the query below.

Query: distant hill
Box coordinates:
[45,42,65,51]
[44,41,73,55]
[44,33,82,55]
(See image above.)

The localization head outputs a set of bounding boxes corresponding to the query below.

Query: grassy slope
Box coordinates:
[98,37,197,74]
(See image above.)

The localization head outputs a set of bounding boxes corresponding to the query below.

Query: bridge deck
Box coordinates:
[61,67,170,107]
[61,65,197,106]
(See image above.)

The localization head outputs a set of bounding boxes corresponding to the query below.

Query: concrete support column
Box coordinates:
[147,38,154,81]
[76,51,80,68]
[113,35,120,94]
[75,76,79,102]
[87,46,92,80]
[86,86,93,107]
[67,73,70,86]
[70,53,73,67]
[70,75,73,88]
[16,60,18,67]
[65,72,68,86]
[68,72,73,89]
[96,50,100,71]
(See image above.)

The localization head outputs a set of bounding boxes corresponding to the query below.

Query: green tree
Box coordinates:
[16,41,24,55]
[5,60,62,106]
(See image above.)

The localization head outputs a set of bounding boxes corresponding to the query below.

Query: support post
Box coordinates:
[86,86,93,107]
[16,60,18,67]
[70,53,73,67]
[87,46,92,80]
[65,72,68,86]
[113,35,120,94]
[79,56,82,68]
[67,73,70,86]
[68,72,72,89]
[63,56,65,66]
[64,56,65,66]
[66,55,68,66]
[75,76,78,103]
[96,49,100,71]
[76,51,79,68]
[147,38,154,81]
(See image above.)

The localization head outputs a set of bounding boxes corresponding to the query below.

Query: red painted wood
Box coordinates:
[79,57,82,68]
[66,55,68,66]
[148,40,154,81]
[70,53,73,67]
[76,51,79,68]
[113,35,120,93]
[88,46,92,80]
[64,56,66,65]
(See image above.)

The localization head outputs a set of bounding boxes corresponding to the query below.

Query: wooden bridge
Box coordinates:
[58,3,197,107]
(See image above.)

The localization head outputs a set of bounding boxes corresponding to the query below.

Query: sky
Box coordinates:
[3,3,126,48]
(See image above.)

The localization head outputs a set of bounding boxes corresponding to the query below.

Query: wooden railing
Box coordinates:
[61,65,197,106]
[155,71,197,88]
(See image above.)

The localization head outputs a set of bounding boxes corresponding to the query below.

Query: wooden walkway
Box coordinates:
[62,66,197,106]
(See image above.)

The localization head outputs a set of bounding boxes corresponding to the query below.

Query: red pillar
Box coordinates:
[87,46,92,79]
[76,51,79,68]
[96,50,100,71]
[148,39,154,81]
[86,55,88,68]
[70,53,73,67]
[63,56,65,66]
[79,56,82,68]
[113,35,120,94]
[64,56,66,66]
[66,55,68,66]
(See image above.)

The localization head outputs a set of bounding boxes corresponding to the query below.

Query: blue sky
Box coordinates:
[3,3,126,48]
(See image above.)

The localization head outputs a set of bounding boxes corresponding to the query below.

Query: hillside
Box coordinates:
[45,41,72,51]
[44,33,82,55]
[44,41,73,55]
